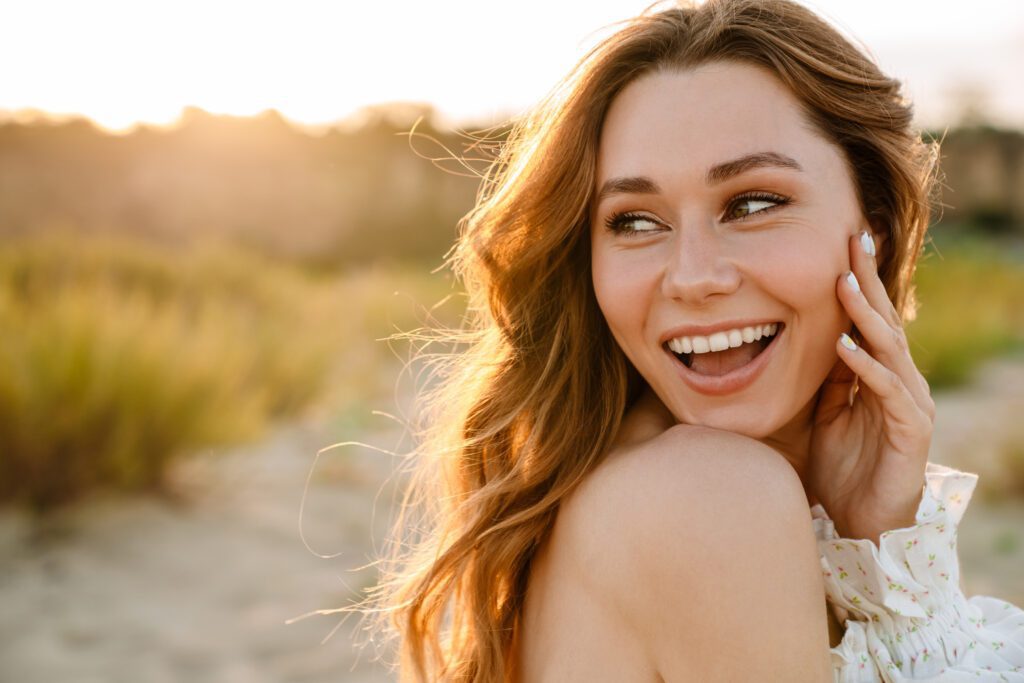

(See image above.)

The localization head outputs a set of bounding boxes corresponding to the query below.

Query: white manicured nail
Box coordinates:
[846,271,860,292]
[840,333,858,351]
[860,231,876,257]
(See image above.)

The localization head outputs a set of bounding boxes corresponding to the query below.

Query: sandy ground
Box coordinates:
[2,357,1023,683]
[0,420,408,683]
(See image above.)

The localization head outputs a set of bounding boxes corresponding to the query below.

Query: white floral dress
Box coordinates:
[813,462,1024,681]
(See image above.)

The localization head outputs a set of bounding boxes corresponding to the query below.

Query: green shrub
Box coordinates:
[908,235,1024,389]
[0,233,344,510]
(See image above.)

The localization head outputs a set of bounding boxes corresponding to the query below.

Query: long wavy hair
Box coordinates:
[366,1,938,680]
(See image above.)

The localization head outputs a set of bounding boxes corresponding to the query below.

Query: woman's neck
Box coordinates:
[759,391,818,497]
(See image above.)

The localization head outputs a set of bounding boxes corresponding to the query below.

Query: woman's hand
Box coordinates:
[808,229,935,545]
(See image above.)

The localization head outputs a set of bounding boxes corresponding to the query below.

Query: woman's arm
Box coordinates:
[561,424,833,682]
[816,462,1024,680]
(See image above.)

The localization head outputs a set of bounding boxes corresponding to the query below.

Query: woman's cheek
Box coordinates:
[592,255,648,345]
[755,238,847,330]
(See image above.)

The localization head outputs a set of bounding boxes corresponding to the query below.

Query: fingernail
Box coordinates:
[860,231,876,257]
[840,332,858,351]
[846,271,860,292]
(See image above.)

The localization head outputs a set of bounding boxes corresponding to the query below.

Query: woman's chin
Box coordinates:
[672,409,782,440]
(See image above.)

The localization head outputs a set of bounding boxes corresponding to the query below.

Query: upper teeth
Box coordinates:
[668,323,779,355]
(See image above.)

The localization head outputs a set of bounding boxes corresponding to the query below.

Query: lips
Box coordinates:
[664,324,784,396]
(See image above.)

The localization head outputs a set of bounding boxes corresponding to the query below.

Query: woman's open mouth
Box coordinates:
[663,322,784,396]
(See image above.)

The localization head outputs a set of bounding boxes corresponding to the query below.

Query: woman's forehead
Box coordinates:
[595,62,834,186]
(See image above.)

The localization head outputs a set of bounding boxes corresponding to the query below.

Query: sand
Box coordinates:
[2,358,1022,682]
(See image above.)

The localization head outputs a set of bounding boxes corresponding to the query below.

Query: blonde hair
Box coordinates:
[367,1,937,680]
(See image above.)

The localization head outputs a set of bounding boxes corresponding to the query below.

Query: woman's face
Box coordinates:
[591,61,869,438]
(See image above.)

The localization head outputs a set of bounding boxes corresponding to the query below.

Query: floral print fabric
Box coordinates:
[812,462,1024,681]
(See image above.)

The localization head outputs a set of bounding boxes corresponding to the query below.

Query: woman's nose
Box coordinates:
[660,224,742,305]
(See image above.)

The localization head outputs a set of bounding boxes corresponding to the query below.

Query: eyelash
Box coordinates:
[603,191,792,237]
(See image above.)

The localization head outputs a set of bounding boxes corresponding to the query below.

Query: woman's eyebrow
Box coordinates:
[705,151,803,184]
[596,176,660,203]
[596,151,803,204]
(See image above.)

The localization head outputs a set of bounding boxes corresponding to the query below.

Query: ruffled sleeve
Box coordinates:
[812,462,1024,681]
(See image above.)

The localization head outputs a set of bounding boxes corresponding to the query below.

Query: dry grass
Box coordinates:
[908,233,1024,389]
[0,232,461,510]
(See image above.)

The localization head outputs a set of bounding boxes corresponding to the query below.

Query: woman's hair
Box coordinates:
[367,1,938,680]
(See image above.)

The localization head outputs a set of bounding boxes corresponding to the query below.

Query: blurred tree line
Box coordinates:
[1,107,1023,267]
[0,104,491,269]
[936,126,1024,232]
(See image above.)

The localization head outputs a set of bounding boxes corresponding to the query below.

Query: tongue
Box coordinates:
[690,343,762,376]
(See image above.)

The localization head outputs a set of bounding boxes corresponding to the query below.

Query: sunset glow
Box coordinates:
[3,0,1023,131]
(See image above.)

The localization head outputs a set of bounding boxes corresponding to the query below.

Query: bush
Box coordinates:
[0,233,343,510]
[909,234,1024,389]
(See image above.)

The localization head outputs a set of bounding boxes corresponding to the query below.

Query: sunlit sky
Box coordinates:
[2,0,1023,132]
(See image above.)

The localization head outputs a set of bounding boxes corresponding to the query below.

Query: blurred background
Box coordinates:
[1,1,1022,681]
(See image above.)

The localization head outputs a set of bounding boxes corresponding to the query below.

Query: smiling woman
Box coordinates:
[365,1,1024,681]
[590,62,863,438]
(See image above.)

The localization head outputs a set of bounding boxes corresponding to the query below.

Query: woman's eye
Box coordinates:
[724,193,790,221]
[604,212,663,236]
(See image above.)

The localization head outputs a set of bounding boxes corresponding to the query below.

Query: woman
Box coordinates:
[367,1,1024,680]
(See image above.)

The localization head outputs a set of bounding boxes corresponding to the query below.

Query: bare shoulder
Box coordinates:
[560,424,809,556]
[555,425,830,681]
